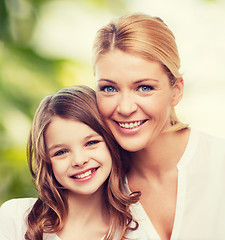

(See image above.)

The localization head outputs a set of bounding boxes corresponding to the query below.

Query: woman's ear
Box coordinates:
[171,77,184,106]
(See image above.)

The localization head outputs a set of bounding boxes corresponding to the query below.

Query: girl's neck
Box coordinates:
[57,187,110,240]
[66,187,109,224]
[128,128,190,179]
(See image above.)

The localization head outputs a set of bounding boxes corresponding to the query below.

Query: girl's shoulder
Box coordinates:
[0,198,37,240]
[0,197,37,214]
[0,198,37,222]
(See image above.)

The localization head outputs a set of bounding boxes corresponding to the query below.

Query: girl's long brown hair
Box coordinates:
[25,86,140,240]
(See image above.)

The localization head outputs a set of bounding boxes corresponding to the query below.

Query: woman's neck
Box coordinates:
[128,128,190,180]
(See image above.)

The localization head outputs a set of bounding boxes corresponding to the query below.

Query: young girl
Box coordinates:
[0,86,146,240]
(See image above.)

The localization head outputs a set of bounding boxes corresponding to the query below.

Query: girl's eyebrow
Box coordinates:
[48,144,66,152]
[84,133,102,141]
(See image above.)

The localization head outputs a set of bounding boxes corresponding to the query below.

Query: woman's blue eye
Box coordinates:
[138,85,153,92]
[100,86,116,93]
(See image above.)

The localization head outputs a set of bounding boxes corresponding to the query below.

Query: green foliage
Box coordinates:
[0,148,38,205]
[0,0,128,205]
[0,0,67,204]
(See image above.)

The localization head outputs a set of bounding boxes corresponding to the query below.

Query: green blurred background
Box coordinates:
[0,0,224,204]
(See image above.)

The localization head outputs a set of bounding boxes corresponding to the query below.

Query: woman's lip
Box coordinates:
[110,119,148,135]
[114,120,147,129]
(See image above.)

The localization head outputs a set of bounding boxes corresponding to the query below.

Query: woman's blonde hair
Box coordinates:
[93,13,188,131]
[25,86,140,240]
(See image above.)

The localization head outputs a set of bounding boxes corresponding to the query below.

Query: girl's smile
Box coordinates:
[45,116,112,195]
[70,167,99,183]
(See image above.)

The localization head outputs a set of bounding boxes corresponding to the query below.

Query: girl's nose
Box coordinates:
[71,150,89,167]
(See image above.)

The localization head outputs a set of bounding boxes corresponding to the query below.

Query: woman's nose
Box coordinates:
[117,93,137,116]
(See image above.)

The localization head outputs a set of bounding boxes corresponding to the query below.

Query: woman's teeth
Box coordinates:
[118,121,144,129]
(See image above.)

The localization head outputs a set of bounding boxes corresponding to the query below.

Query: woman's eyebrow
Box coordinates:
[97,79,116,84]
[98,78,159,84]
[134,78,159,84]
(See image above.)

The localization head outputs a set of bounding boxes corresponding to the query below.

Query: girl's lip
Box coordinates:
[70,167,99,182]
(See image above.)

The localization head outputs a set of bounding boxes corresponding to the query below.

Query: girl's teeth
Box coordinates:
[75,170,92,179]
[119,121,143,129]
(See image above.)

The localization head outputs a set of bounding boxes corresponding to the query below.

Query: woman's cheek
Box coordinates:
[97,97,115,117]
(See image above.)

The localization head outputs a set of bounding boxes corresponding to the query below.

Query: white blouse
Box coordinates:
[124,129,225,240]
[0,198,148,240]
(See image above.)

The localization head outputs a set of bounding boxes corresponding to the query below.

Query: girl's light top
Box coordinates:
[0,198,148,240]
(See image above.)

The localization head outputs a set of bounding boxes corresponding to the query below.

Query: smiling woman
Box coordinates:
[95,49,184,152]
[93,13,225,240]
[0,86,147,240]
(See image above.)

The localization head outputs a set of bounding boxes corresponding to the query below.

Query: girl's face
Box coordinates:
[45,116,112,196]
[95,49,183,152]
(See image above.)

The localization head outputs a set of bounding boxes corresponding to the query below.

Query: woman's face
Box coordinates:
[95,49,183,152]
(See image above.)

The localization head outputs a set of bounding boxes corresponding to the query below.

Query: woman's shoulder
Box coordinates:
[190,128,225,161]
[178,128,225,169]
[190,128,225,147]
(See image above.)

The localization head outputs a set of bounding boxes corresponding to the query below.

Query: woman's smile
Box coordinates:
[95,49,180,151]
[116,120,147,129]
